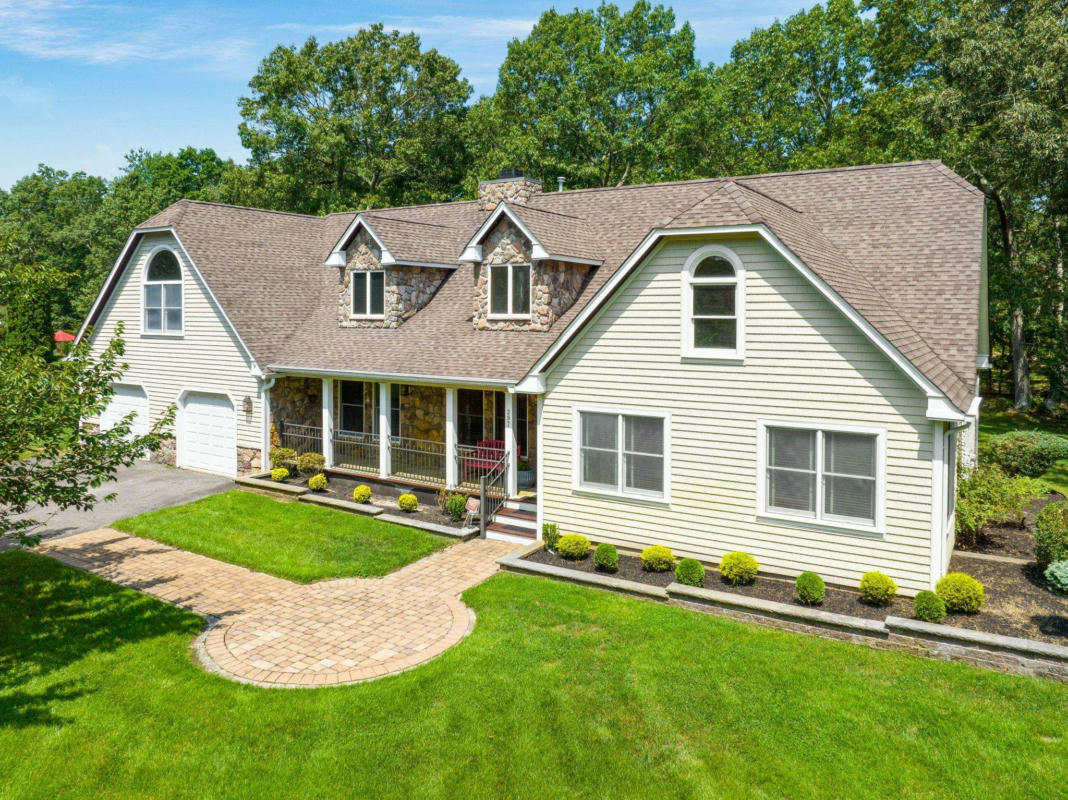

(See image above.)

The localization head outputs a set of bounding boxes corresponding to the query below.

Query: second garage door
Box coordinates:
[180,392,235,476]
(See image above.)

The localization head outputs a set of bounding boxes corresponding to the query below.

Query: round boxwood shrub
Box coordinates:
[594,542,619,573]
[270,467,289,482]
[641,545,676,572]
[936,572,985,613]
[269,446,297,467]
[913,590,947,622]
[542,522,560,552]
[352,485,372,504]
[297,452,326,477]
[675,558,705,587]
[795,571,825,605]
[307,473,328,491]
[556,533,591,560]
[1045,560,1068,596]
[444,493,467,522]
[720,551,759,585]
[1034,502,1068,568]
[859,571,897,606]
[398,493,419,512]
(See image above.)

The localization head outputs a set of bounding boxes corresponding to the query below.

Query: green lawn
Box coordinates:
[979,398,1068,496]
[111,490,449,582]
[1,551,1065,799]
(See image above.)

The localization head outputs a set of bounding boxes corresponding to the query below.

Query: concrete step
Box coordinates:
[504,495,537,514]
[486,521,537,541]
[494,507,537,529]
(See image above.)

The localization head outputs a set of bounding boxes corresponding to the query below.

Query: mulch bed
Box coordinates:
[959,492,1065,559]
[286,472,468,530]
[948,553,1068,644]
[525,548,910,621]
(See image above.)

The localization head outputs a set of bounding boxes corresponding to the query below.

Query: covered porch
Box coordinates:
[268,376,539,501]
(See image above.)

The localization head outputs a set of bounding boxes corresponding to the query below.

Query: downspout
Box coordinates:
[258,372,277,470]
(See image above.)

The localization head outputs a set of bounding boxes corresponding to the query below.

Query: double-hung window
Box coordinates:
[761,422,882,530]
[682,245,743,359]
[489,262,531,318]
[577,409,668,500]
[351,270,385,318]
[143,249,183,334]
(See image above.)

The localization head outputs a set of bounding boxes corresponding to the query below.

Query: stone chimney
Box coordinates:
[477,168,542,210]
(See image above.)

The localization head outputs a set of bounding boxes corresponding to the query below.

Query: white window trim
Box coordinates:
[349,269,386,319]
[571,404,671,505]
[756,419,886,536]
[487,262,533,320]
[681,243,745,361]
[141,244,184,337]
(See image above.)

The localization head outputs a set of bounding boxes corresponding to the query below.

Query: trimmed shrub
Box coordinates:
[859,571,897,606]
[557,533,591,560]
[398,493,418,512]
[1045,560,1068,597]
[542,523,560,551]
[720,551,759,585]
[936,572,984,613]
[1035,502,1068,567]
[297,451,326,477]
[641,545,676,572]
[307,473,328,491]
[444,493,467,522]
[675,558,705,587]
[795,571,826,605]
[270,467,289,482]
[980,431,1068,478]
[269,446,297,467]
[953,464,1046,548]
[594,543,619,573]
[913,590,946,622]
[352,485,372,504]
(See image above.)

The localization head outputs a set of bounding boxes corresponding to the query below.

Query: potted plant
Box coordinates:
[517,459,535,489]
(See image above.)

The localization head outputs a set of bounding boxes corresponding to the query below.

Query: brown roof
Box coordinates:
[116,160,983,410]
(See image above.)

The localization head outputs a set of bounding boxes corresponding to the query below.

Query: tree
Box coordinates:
[714,0,875,172]
[0,166,106,339]
[0,325,172,546]
[923,0,1068,409]
[238,25,472,213]
[468,1,709,188]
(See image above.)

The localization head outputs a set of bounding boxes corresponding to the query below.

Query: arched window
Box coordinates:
[143,248,183,334]
[682,245,744,359]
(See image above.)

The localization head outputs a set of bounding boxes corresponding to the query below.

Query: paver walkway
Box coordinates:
[37,528,516,687]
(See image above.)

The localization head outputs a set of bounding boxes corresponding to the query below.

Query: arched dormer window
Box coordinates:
[682,244,745,359]
[143,247,183,334]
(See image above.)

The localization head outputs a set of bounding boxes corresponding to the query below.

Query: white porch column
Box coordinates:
[378,381,392,478]
[445,387,458,488]
[535,394,544,538]
[321,377,334,467]
[505,391,518,497]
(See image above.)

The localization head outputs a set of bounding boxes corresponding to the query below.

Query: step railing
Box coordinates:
[479,450,509,539]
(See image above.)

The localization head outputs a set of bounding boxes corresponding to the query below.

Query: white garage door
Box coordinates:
[180,392,235,476]
[100,384,149,441]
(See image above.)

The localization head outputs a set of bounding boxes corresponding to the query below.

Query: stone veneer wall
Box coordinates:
[337,230,447,328]
[477,177,542,210]
[401,385,445,442]
[237,446,262,474]
[472,220,591,331]
[270,377,321,430]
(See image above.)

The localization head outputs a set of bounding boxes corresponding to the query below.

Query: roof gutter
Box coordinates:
[267,364,517,389]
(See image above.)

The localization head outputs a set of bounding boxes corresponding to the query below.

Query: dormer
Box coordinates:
[460,191,602,331]
[326,213,456,329]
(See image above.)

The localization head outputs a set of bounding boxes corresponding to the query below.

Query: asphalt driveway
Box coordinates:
[15,461,232,542]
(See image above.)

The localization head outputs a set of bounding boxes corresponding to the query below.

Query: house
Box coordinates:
[76,161,987,594]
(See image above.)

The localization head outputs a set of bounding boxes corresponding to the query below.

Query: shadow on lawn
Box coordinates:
[0,550,202,729]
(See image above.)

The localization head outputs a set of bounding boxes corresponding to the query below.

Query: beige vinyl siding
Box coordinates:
[542,234,936,594]
[87,232,262,455]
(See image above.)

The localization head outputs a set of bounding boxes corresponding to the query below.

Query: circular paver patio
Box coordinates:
[38,528,517,688]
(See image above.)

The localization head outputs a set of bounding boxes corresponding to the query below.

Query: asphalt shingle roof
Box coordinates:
[118,160,983,411]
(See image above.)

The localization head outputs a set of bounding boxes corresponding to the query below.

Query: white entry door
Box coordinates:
[100,384,150,441]
[180,392,235,476]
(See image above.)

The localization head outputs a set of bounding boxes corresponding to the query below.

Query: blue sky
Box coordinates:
[0,0,811,189]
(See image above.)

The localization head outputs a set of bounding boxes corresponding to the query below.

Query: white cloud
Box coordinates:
[0,75,54,113]
[267,15,536,43]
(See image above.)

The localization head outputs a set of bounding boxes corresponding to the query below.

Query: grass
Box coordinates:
[1,551,1066,799]
[111,490,449,582]
[979,397,1068,496]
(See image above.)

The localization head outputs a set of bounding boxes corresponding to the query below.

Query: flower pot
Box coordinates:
[517,468,535,489]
